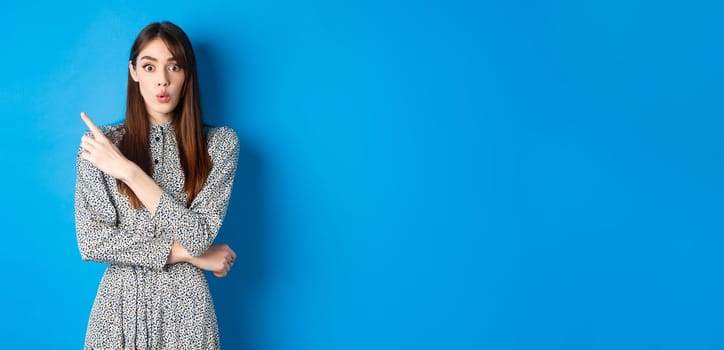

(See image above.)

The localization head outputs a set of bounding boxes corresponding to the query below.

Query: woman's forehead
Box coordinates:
[138,38,176,61]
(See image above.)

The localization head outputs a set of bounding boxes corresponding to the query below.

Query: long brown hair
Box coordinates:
[119,21,211,208]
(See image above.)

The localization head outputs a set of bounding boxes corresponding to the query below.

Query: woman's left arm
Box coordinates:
[151,127,240,256]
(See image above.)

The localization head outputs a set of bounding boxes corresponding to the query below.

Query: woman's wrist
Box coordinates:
[120,160,141,185]
[167,241,193,264]
[120,161,163,215]
[187,255,200,268]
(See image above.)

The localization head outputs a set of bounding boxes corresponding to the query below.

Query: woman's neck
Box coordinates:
[148,112,172,126]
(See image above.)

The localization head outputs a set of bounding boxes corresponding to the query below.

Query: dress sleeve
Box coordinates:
[74,138,173,270]
[151,127,240,257]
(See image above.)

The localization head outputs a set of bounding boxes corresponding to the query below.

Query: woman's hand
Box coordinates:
[79,112,134,181]
[189,243,237,278]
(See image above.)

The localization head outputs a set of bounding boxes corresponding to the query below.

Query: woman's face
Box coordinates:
[129,38,185,124]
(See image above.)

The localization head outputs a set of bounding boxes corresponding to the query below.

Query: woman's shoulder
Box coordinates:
[204,125,240,161]
[204,125,239,147]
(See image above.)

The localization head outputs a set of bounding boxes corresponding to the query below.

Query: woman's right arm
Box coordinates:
[75,148,173,270]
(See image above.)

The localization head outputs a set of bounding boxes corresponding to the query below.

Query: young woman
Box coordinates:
[75,21,238,349]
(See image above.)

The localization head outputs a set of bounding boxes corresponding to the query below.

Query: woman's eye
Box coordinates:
[143,64,154,72]
[168,64,181,72]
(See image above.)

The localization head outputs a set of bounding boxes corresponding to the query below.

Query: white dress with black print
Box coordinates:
[75,121,239,350]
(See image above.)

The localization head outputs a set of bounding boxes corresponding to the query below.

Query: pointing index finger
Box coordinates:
[80,112,104,138]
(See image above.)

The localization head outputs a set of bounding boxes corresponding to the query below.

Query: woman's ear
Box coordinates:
[129,60,138,82]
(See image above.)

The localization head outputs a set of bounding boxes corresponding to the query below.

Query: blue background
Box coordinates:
[2,1,723,349]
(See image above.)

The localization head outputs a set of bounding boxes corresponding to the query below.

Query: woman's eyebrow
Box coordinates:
[138,56,175,62]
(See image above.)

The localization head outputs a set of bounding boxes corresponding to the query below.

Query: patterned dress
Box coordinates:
[75,121,239,350]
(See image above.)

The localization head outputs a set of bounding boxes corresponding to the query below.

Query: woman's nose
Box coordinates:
[157,73,169,86]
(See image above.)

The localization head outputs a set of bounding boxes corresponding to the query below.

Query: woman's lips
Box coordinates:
[156,94,170,103]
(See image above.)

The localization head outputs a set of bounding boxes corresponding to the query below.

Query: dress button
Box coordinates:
[154,159,159,164]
